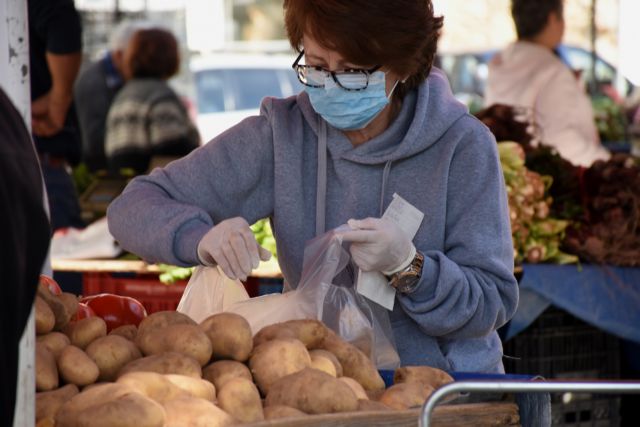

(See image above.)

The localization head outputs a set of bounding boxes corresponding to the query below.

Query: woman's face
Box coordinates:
[302,34,403,96]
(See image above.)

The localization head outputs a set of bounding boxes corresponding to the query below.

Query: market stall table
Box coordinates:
[51,258,283,313]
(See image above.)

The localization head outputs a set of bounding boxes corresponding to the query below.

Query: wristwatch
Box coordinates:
[388,251,424,294]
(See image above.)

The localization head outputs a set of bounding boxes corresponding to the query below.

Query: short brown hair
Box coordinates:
[284,0,443,98]
[126,28,179,79]
[512,0,563,39]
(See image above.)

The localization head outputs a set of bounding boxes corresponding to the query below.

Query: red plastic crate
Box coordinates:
[82,272,188,314]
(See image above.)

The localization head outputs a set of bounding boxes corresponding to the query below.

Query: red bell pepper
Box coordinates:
[73,302,97,321]
[80,293,147,332]
[39,275,62,295]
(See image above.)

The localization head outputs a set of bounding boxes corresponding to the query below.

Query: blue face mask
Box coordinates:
[305,71,398,131]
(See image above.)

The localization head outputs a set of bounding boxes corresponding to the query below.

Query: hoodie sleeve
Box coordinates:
[106,100,276,267]
[397,121,518,339]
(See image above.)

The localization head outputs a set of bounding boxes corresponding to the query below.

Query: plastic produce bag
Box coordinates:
[177,266,249,323]
[227,225,401,369]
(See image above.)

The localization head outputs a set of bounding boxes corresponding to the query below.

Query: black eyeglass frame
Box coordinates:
[292,50,382,92]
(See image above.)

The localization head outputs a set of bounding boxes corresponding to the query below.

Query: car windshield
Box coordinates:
[195,68,302,114]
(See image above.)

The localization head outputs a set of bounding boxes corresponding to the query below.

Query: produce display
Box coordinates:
[477,103,640,267]
[499,142,577,264]
[35,275,454,427]
[563,154,640,266]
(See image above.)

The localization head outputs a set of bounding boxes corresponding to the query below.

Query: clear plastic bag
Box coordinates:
[227,225,401,369]
[176,266,249,322]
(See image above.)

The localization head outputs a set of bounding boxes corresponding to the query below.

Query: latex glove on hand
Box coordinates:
[197,217,272,281]
[341,217,416,275]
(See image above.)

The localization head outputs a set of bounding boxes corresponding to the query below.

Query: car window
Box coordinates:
[195,70,227,114]
[230,69,287,111]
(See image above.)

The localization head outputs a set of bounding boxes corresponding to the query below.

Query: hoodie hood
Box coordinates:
[296,67,468,165]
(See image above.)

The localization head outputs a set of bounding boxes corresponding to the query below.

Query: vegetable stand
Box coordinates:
[51,258,283,314]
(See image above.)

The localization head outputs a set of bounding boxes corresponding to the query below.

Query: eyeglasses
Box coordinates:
[292,50,381,91]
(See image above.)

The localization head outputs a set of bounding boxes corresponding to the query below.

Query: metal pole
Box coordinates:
[590,0,598,94]
[420,380,640,427]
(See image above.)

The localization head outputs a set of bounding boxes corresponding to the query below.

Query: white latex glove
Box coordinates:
[197,217,272,281]
[340,217,415,274]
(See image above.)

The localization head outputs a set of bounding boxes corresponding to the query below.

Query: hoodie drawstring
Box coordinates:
[379,160,393,216]
[316,119,328,237]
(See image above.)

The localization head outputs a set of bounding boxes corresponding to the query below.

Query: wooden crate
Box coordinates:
[246,402,520,427]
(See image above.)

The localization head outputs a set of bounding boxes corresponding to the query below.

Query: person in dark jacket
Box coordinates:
[28,0,84,231]
[0,88,50,427]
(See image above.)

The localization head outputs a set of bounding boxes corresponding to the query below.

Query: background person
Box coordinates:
[0,88,51,427]
[105,27,200,175]
[74,20,149,173]
[108,0,518,373]
[485,0,611,167]
[28,0,84,231]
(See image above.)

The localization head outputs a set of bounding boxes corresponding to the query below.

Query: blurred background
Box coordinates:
[73,0,639,143]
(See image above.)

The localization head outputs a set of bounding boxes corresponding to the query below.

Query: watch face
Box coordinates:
[395,273,420,293]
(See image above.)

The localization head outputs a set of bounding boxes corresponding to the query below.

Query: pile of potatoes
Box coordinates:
[36,286,453,427]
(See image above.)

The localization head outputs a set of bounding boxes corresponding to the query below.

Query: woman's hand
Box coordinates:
[197,217,271,281]
[341,217,414,274]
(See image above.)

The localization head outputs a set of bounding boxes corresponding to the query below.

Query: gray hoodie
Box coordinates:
[107,68,518,373]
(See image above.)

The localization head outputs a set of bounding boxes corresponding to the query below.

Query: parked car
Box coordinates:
[189,53,303,142]
[437,44,635,111]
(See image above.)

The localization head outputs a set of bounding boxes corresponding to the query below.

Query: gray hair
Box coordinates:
[108,20,153,52]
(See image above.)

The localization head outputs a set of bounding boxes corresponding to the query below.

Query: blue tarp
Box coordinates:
[504,264,640,343]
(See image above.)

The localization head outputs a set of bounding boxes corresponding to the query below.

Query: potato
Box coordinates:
[55,383,137,427]
[36,343,58,391]
[319,330,385,391]
[58,292,79,322]
[118,352,202,378]
[57,345,100,386]
[265,368,358,414]
[338,377,368,400]
[310,353,337,377]
[254,319,328,349]
[109,324,138,341]
[117,372,190,404]
[165,374,216,402]
[200,312,252,362]
[74,392,165,427]
[64,317,107,349]
[217,378,264,423]
[35,296,55,335]
[393,365,454,389]
[203,360,252,391]
[309,349,343,377]
[37,332,70,358]
[36,384,79,422]
[163,397,236,427]
[136,324,212,366]
[36,418,55,427]
[37,283,73,330]
[378,382,435,410]
[357,399,392,411]
[249,338,311,395]
[263,405,308,420]
[85,334,142,381]
[137,310,196,339]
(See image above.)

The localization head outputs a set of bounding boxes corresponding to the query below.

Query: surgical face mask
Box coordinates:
[305,71,399,131]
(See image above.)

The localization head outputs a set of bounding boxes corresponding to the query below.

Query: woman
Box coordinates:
[105,27,200,174]
[108,0,518,373]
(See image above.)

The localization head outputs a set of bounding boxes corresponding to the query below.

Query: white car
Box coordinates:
[190,53,303,143]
